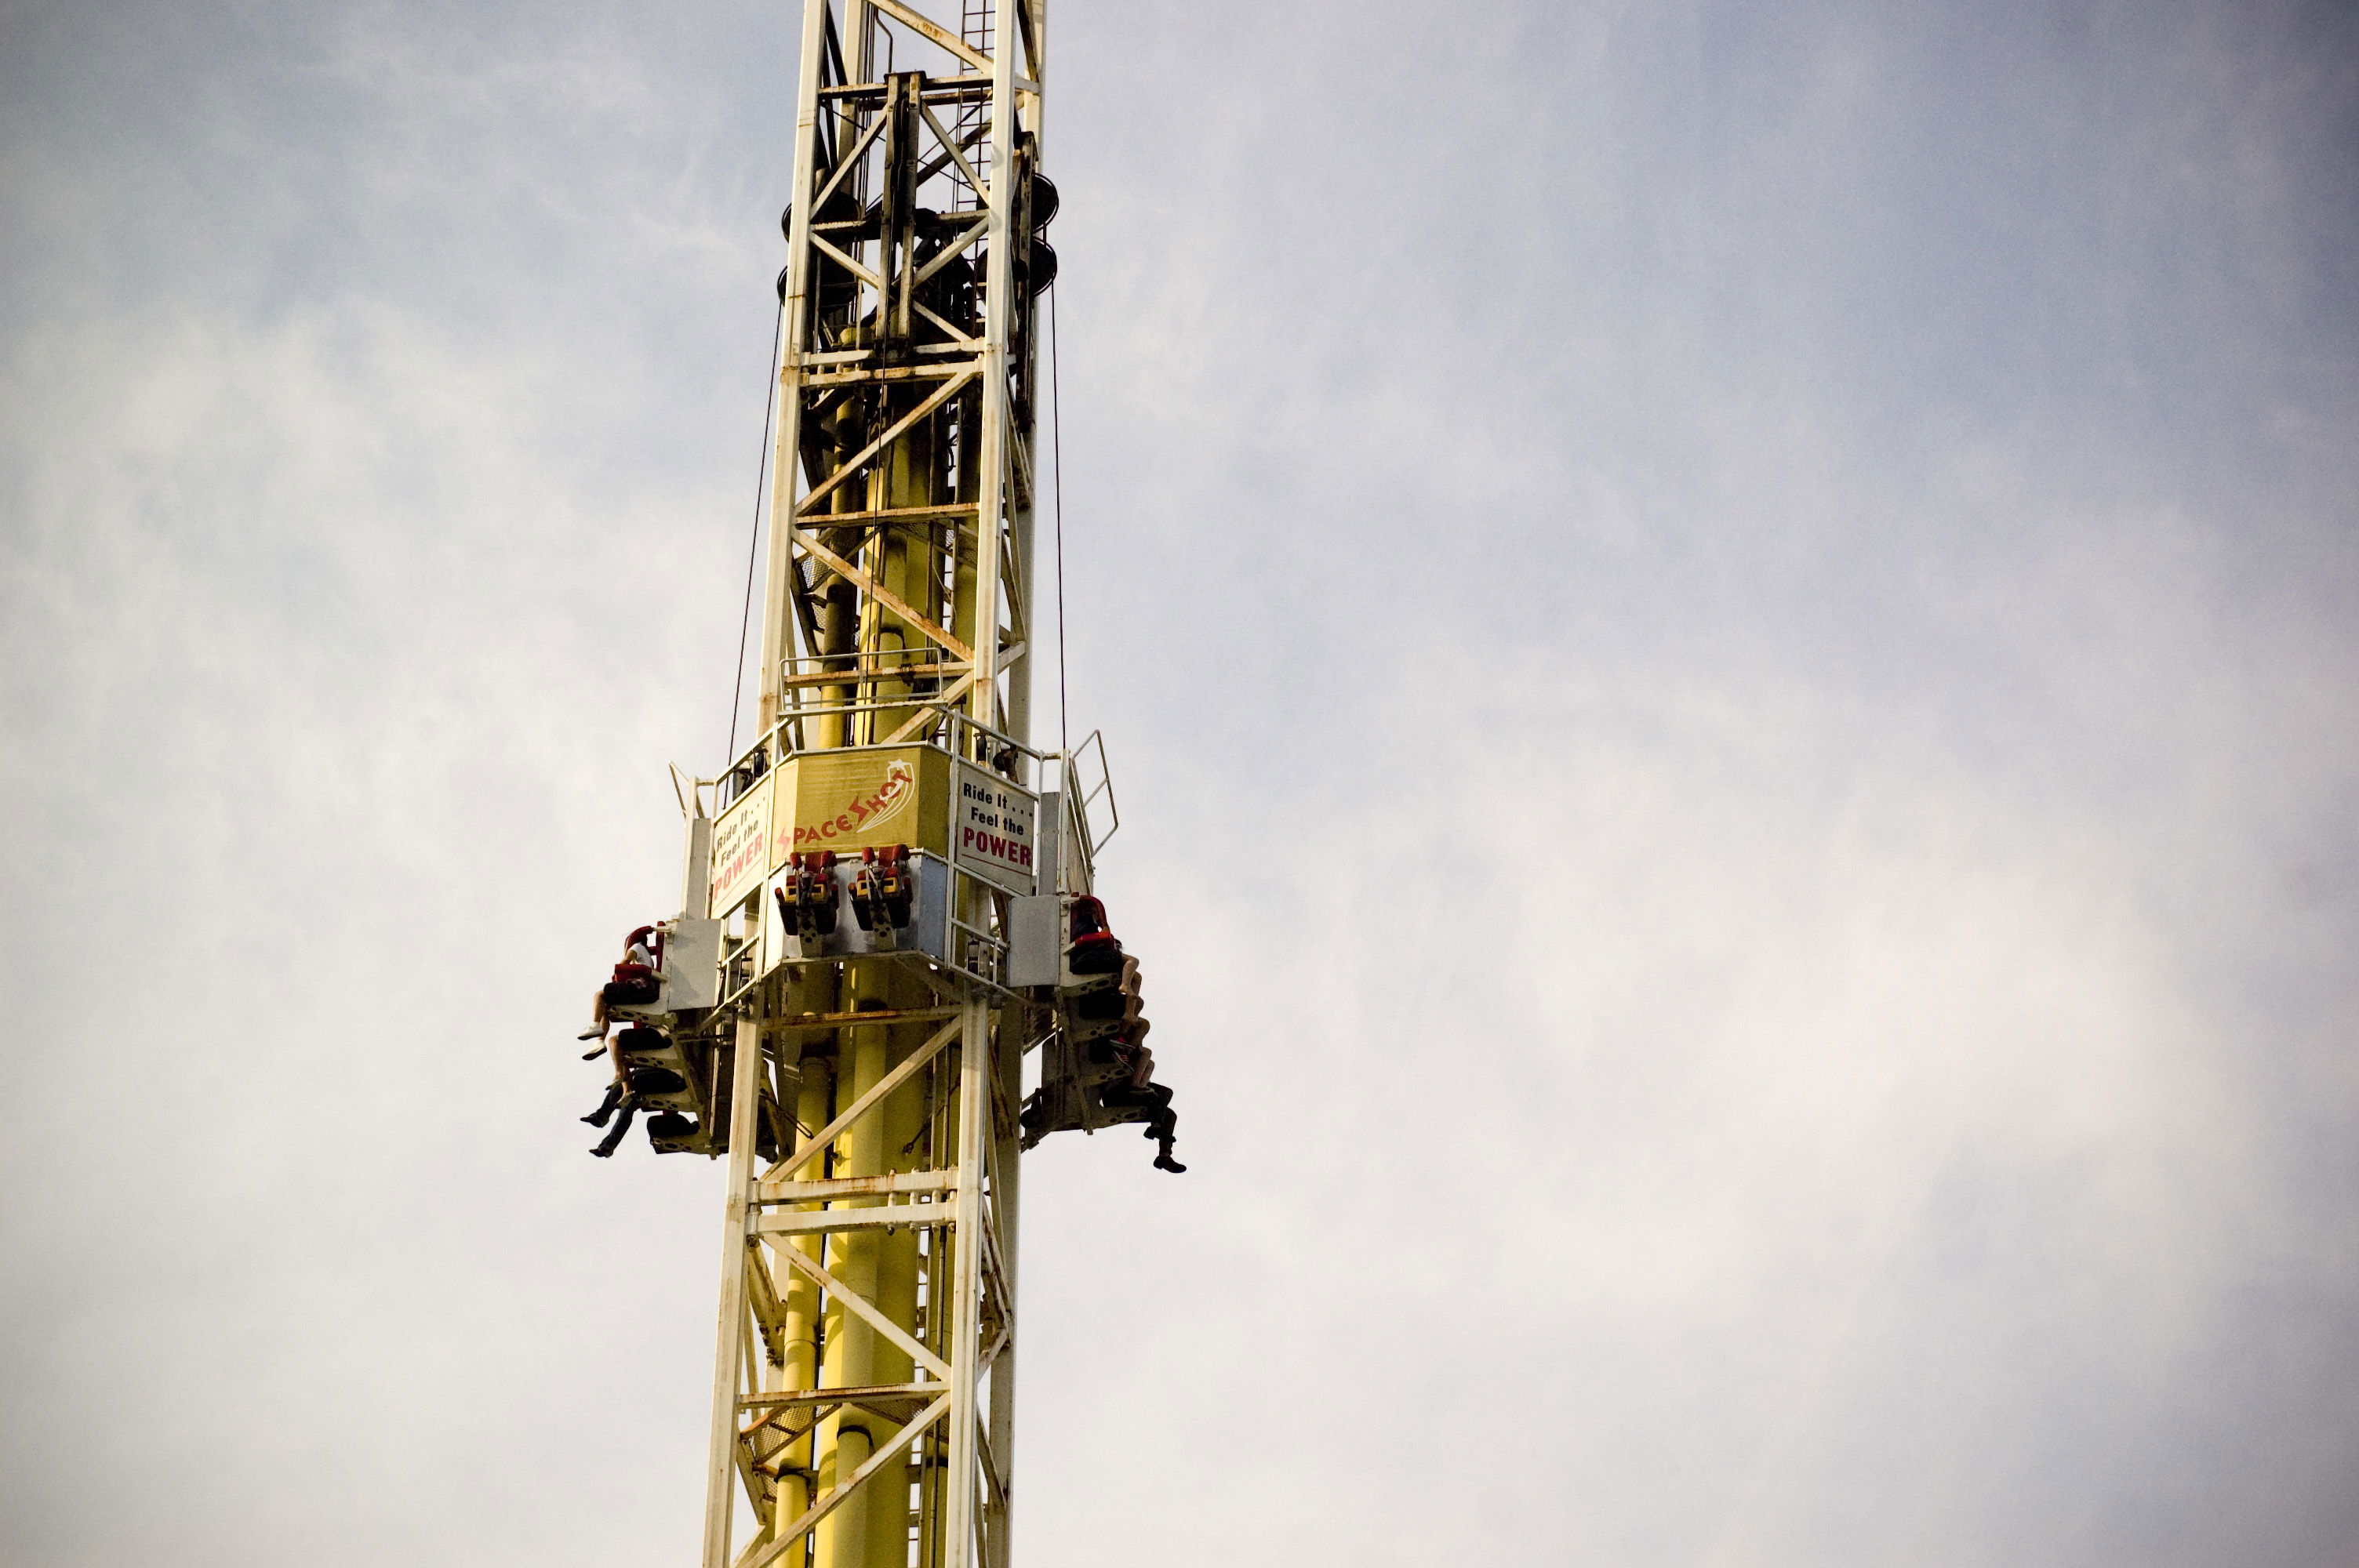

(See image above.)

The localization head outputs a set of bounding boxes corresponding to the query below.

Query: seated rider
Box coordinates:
[579,925,661,1042]
[1102,1034,1184,1174]
[581,1032,642,1157]
[582,1025,689,1158]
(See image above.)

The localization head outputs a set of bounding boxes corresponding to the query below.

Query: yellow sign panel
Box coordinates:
[772,746,950,864]
[707,747,954,917]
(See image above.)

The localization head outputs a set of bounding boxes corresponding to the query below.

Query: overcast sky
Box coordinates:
[5,1,2357,1564]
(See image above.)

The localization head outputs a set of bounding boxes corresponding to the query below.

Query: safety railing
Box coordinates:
[1063,728,1118,857]
[721,675,1047,801]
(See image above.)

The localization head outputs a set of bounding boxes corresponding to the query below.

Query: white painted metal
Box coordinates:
[703,1013,769,1566]
[1003,897,1057,986]
[663,920,724,1011]
[939,992,993,1566]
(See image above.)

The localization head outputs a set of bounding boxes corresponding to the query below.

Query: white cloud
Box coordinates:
[5,1,2357,1564]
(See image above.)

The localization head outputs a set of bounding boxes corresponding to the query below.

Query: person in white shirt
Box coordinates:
[577,924,661,1044]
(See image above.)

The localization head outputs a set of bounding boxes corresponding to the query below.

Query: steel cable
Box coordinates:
[727,307,787,767]
[1049,281,1069,761]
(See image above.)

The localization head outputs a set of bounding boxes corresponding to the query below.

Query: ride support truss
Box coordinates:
[692,4,1052,1568]
[698,989,1029,1568]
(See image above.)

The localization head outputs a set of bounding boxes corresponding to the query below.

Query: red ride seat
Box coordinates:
[1065,895,1123,975]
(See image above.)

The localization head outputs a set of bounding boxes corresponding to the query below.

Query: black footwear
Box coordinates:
[590,1145,616,1158]
[580,1112,611,1127]
[1154,1151,1187,1174]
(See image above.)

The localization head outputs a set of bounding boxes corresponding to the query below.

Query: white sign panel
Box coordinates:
[707,774,774,917]
[954,764,1037,893]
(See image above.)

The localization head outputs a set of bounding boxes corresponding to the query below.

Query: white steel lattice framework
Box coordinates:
[686,3,1056,1568]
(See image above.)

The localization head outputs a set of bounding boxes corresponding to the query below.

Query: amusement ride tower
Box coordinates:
[577,4,1177,1566]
